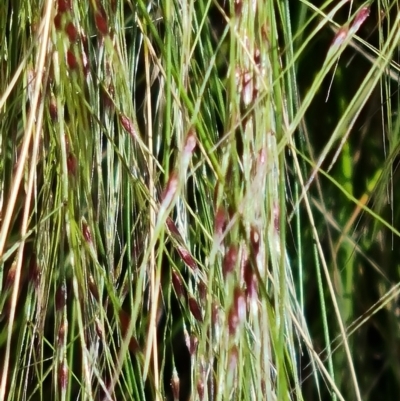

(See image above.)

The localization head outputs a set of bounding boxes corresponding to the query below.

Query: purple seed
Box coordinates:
[176,245,197,270]
[66,49,78,70]
[58,0,72,13]
[223,245,238,278]
[54,13,62,30]
[234,0,242,16]
[82,222,92,244]
[59,361,68,391]
[95,12,108,36]
[197,378,204,401]
[190,334,199,355]
[183,129,197,155]
[49,96,58,121]
[166,217,181,237]
[198,280,207,303]
[171,370,180,401]
[214,206,227,237]
[244,261,258,302]
[171,269,184,298]
[88,274,99,301]
[350,6,370,33]
[119,114,137,138]
[55,282,67,311]
[4,263,16,291]
[228,287,246,335]
[65,21,78,42]
[57,321,67,346]
[161,171,179,207]
[188,297,203,322]
[67,153,77,175]
[228,345,238,373]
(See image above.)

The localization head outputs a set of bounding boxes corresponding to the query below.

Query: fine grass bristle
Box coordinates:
[1,0,400,400]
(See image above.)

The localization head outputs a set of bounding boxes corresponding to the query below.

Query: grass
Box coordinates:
[1,0,400,400]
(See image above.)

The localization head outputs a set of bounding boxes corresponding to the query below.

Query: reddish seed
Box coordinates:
[88,275,99,301]
[66,50,78,70]
[171,370,180,401]
[166,217,181,237]
[190,335,199,355]
[161,171,179,205]
[67,153,77,175]
[58,0,72,13]
[244,261,258,302]
[330,27,348,49]
[214,206,227,237]
[228,346,238,373]
[254,47,261,65]
[49,96,58,121]
[228,307,239,335]
[228,287,246,335]
[129,336,141,353]
[54,13,62,30]
[184,130,197,154]
[198,280,207,303]
[261,378,266,394]
[95,12,108,36]
[119,114,137,138]
[95,318,103,339]
[59,361,68,391]
[65,22,78,43]
[184,327,190,351]
[223,245,238,278]
[197,378,204,401]
[5,262,16,291]
[350,6,370,33]
[55,282,67,311]
[171,270,184,298]
[234,287,246,322]
[57,321,67,346]
[234,0,242,16]
[119,309,141,353]
[82,222,92,244]
[176,245,197,271]
[249,225,260,256]
[188,297,203,322]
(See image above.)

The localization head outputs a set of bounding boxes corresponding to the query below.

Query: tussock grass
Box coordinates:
[1,0,400,400]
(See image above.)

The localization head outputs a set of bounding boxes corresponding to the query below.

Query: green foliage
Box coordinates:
[1,0,400,400]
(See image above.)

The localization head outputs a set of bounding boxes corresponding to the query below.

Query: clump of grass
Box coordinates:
[1,0,400,400]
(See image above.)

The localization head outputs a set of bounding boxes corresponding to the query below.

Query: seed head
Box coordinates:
[59,360,68,391]
[65,22,78,42]
[223,245,238,278]
[95,12,108,36]
[55,282,67,311]
[171,369,180,401]
[176,245,197,271]
[171,269,184,299]
[58,0,72,13]
[188,297,203,322]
